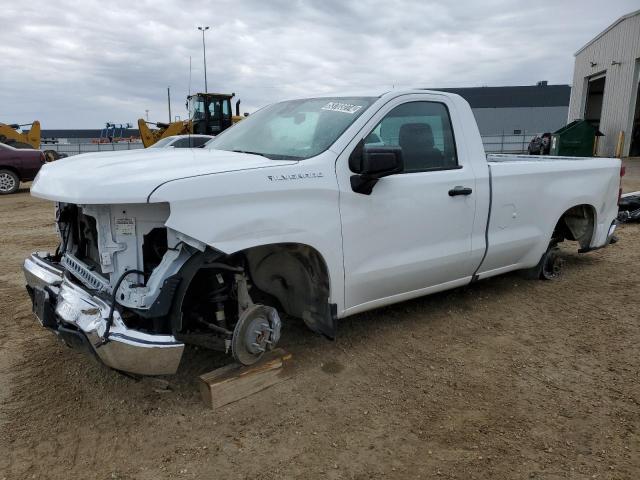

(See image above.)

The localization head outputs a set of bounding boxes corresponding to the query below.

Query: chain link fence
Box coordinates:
[42,142,145,156]
[481,132,532,154]
[41,132,533,157]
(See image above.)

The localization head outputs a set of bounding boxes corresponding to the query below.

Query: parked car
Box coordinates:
[24,90,623,376]
[148,134,214,149]
[0,142,46,194]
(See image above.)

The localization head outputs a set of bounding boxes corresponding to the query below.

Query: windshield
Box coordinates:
[207,96,376,160]
[188,97,206,120]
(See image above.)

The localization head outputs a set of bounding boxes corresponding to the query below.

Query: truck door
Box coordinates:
[337,95,479,312]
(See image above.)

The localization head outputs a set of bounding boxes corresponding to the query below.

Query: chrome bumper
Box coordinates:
[23,252,184,376]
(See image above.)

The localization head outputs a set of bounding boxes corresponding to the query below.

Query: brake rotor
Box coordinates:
[231,304,281,365]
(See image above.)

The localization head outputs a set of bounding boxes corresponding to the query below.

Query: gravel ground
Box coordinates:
[1,160,639,479]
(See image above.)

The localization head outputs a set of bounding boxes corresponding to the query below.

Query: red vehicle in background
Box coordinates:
[0,143,47,194]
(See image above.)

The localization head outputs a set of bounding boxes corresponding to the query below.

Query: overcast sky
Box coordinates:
[0,0,638,128]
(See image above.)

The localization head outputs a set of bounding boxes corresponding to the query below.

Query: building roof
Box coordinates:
[430,84,571,109]
[575,9,640,56]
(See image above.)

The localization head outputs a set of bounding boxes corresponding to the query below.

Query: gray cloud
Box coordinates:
[0,0,638,127]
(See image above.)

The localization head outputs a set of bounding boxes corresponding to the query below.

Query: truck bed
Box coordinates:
[476,154,621,279]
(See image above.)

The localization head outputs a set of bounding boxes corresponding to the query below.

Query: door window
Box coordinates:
[190,137,209,147]
[364,101,458,172]
[171,138,191,148]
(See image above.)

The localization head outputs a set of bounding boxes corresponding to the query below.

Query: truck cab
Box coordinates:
[187,93,234,135]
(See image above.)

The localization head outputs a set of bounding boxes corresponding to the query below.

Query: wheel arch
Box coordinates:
[169,242,337,339]
[241,242,335,337]
[0,165,20,177]
[551,203,597,250]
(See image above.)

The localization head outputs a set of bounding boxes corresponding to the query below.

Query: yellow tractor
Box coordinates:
[0,120,41,149]
[138,92,244,148]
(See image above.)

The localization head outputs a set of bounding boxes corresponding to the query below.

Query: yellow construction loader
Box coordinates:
[0,121,67,161]
[0,121,41,149]
[138,92,245,148]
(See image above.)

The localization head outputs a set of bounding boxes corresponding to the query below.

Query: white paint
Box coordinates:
[31,90,622,320]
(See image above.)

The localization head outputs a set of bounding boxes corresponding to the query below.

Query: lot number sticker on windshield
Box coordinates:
[115,218,136,236]
[321,102,362,114]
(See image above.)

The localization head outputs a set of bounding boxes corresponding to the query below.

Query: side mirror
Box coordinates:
[349,141,403,195]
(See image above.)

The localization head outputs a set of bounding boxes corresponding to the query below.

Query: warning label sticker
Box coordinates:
[115,217,135,236]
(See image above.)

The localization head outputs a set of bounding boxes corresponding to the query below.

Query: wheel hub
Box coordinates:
[244,314,272,354]
[0,172,16,192]
[232,305,281,365]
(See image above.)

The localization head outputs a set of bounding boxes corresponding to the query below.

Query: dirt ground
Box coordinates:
[1,160,639,480]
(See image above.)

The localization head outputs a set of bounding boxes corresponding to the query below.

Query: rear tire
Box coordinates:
[0,169,19,195]
[522,246,564,280]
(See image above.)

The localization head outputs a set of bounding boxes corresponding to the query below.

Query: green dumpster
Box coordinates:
[550,120,603,157]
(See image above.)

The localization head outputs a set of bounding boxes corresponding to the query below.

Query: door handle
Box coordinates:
[448,186,473,196]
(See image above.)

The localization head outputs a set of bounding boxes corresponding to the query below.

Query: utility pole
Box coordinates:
[145,109,149,121]
[167,87,172,123]
[197,26,210,93]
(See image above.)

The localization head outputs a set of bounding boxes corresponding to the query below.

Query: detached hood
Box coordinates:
[31,148,296,204]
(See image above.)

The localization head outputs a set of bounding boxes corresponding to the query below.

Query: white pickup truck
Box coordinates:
[24,90,623,375]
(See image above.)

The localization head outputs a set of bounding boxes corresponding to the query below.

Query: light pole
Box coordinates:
[197,26,210,93]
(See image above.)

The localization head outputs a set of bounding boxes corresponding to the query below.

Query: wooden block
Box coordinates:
[198,348,292,409]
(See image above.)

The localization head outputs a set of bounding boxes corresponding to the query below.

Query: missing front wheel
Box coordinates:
[178,261,282,365]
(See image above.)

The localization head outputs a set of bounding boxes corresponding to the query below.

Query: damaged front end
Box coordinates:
[23,202,282,375]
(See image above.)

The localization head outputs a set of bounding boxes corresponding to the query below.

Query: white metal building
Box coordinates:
[568,9,640,157]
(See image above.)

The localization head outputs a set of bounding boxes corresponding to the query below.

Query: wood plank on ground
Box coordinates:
[198,348,292,409]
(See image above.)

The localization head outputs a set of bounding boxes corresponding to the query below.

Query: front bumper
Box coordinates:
[24,252,184,375]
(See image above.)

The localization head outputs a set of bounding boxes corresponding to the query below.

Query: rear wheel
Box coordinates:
[522,245,564,280]
[0,169,19,194]
[540,247,564,280]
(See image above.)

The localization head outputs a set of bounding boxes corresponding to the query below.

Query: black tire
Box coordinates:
[521,246,564,280]
[0,169,19,195]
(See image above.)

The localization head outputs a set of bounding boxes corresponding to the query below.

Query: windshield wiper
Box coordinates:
[228,149,302,161]
[231,149,270,158]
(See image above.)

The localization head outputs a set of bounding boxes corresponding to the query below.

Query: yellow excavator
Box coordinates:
[138,92,245,148]
[0,120,41,149]
[0,121,66,160]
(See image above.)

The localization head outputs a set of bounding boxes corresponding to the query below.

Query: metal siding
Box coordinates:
[569,12,640,156]
[472,106,569,135]
[434,85,570,108]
